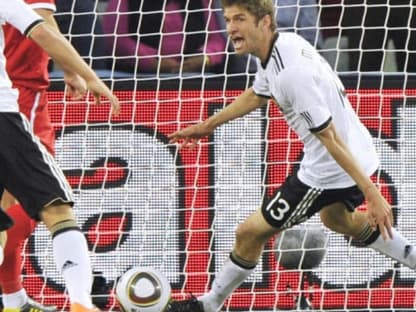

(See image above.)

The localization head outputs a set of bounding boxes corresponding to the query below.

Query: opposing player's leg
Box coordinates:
[0,191,15,267]
[0,202,37,307]
[0,192,35,294]
[0,204,13,265]
[320,202,416,269]
[0,201,57,312]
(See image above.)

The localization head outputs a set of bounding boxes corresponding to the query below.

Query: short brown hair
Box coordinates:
[220,0,277,32]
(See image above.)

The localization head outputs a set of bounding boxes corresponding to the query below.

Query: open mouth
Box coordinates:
[231,37,244,50]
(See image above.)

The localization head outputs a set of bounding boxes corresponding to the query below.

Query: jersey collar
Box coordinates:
[260,32,279,69]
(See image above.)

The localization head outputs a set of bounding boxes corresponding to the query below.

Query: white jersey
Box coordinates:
[0,0,43,112]
[252,32,379,189]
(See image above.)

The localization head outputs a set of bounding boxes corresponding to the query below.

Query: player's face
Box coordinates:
[223,5,268,57]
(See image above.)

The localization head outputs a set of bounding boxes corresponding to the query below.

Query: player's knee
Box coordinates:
[235,222,250,243]
[235,220,269,247]
[40,203,75,230]
[1,190,17,210]
[320,209,333,228]
[235,222,255,247]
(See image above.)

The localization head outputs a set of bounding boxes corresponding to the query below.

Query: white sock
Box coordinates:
[199,258,255,312]
[369,228,416,269]
[2,289,28,308]
[53,229,94,308]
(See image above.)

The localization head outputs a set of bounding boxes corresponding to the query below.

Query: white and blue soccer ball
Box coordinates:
[116,266,172,312]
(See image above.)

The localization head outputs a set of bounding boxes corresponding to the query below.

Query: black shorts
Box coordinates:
[261,174,364,230]
[0,113,73,221]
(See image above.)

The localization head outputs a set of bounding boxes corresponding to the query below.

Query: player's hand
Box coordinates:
[63,72,87,100]
[168,122,214,149]
[159,57,180,73]
[86,79,120,116]
[365,186,393,240]
[182,55,205,72]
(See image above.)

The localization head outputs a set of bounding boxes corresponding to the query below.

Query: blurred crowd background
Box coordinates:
[51,0,416,75]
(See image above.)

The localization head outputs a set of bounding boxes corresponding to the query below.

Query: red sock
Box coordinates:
[0,204,37,293]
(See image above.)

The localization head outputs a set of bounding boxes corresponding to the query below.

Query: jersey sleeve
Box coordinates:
[252,60,272,99]
[1,0,44,36]
[280,66,332,132]
[26,0,56,13]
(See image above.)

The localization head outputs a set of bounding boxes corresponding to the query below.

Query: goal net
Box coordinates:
[16,0,416,311]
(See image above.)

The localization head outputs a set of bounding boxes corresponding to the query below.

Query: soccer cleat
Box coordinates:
[70,303,100,312]
[165,296,204,312]
[3,297,57,312]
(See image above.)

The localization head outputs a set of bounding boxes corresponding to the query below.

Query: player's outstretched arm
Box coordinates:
[169,88,266,148]
[315,122,393,240]
[34,8,87,100]
[28,22,119,115]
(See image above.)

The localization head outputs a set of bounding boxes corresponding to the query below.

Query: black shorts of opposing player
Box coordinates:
[261,175,364,230]
[0,113,73,222]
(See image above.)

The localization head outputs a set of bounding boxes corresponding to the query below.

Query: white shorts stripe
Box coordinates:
[283,187,322,228]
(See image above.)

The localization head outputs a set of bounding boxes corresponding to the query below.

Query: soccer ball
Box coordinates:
[274,226,327,270]
[116,266,172,312]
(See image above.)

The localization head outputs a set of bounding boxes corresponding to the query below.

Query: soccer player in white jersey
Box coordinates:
[166,1,416,312]
[0,1,119,312]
